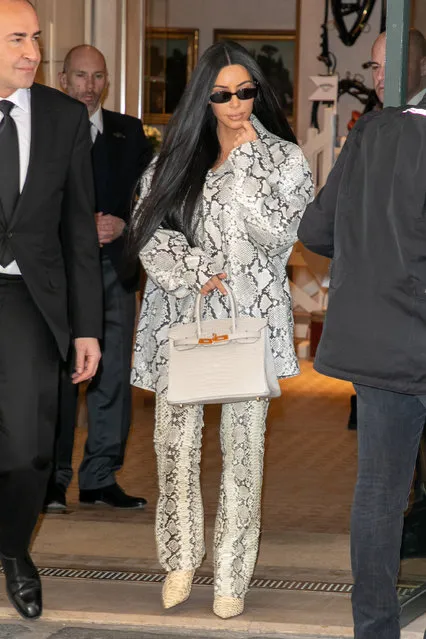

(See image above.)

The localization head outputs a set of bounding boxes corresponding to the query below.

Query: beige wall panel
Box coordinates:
[414,0,426,34]
[33,0,85,89]
[52,0,85,65]
[126,0,145,118]
[147,0,296,55]
[93,0,120,111]
[146,0,384,141]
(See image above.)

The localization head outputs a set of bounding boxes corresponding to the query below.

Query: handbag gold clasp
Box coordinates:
[198,333,229,345]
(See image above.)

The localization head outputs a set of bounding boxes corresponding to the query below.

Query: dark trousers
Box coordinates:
[0,277,59,555]
[54,256,135,490]
[352,384,426,639]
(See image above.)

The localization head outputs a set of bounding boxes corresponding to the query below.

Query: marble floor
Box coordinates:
[0,361,425,637]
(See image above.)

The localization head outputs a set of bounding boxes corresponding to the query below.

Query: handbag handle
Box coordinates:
[195,281,238,337]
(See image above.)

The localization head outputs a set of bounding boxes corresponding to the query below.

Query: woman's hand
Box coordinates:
[233,120,258,149]
[200,273,227,296]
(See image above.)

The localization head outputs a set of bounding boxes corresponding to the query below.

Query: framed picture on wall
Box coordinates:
[144,27,199,125]
[214,29,298,126]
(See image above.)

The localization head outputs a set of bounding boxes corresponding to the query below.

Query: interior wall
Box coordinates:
[414,0,426,35]
[92,0,121,111]
[33,0,418,139]
[33,0,144,114]
[325,0,383,138]
[147,0,297,56]
[147,0,385,141]
[33,0,86,88]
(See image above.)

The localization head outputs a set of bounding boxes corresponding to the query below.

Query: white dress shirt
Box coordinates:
[0,88,31,275]
[409,88,426,106]
[90,107,103,144]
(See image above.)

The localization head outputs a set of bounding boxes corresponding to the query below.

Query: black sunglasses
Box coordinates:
[209,85,258,104]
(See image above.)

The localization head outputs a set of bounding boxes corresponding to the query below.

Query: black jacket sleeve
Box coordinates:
[61,106,103,339]
[298,113,377,258]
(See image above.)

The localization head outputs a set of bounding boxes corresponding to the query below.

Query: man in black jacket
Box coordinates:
[45,45,152,511]
[347,28,426,430]
[298,101,426,639]
[0,0,102,619]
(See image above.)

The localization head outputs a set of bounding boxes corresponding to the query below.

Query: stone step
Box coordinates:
[0,577,423,639]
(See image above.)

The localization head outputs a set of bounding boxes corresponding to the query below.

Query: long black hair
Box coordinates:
[128,40,297,258]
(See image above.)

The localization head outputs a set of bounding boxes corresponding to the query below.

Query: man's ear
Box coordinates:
[58,72,67,91]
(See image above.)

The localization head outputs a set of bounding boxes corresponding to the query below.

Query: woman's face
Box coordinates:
[210,64,256,131]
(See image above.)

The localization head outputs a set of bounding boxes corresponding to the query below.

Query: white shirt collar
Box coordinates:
[0,87,30,113]
[90,107,104,135]
[408,88,426,106]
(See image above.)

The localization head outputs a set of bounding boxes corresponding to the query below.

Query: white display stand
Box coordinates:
[290,76,339,356]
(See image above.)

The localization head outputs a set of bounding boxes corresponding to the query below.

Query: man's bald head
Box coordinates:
[59,45,108,115]
[62,45,106,75]
[370,28,426,104]
[370,32,386,103]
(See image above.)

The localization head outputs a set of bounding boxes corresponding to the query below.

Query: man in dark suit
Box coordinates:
[0,0,102,620]
[45,45,152,511]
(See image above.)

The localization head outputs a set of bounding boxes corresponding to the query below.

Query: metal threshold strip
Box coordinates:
[0,566,418,598]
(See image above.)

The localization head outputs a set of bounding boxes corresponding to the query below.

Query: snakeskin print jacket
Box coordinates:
[131,116,314,394]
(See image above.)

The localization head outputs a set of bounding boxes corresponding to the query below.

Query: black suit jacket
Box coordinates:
[0,83,103,359]
[298,96,426,394]
[93,108,152,290]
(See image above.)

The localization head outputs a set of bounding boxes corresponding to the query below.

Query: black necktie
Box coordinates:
[0,100,20,267]
[0,101,20,220]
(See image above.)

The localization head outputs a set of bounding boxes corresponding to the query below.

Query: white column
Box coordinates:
[35,0,85,89]
[138,0,146,118]
[296,0,324,142]
[92,0,120,111]
[126,0,146,118]
[84,0,95,45]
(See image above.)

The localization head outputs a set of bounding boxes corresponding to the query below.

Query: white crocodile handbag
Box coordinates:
[167,283,281,405]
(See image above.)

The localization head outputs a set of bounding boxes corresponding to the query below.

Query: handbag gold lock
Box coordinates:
[198,333,229,345]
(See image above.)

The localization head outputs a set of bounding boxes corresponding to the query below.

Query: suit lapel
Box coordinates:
[102,109,121,207]
[103,110,117,172]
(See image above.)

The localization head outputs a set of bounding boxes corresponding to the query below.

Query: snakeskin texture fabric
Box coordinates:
[131,115,314,394]
[131,116,313,602]
[154,394,269,598]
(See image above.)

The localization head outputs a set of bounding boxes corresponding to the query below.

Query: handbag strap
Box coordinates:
[195,281,238,337]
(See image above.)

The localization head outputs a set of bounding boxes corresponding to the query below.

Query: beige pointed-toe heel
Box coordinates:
[162,569,195,609]
[213,595,244,619]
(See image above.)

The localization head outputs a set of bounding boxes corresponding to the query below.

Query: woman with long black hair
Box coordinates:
[129,41,313,619]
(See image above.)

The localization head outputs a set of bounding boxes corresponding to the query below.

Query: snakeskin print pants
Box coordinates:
[154,394,269,598]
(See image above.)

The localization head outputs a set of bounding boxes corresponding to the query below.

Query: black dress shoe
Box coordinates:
[43,482,67,513]
[0,552,42,620]
[79,483,147,509]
